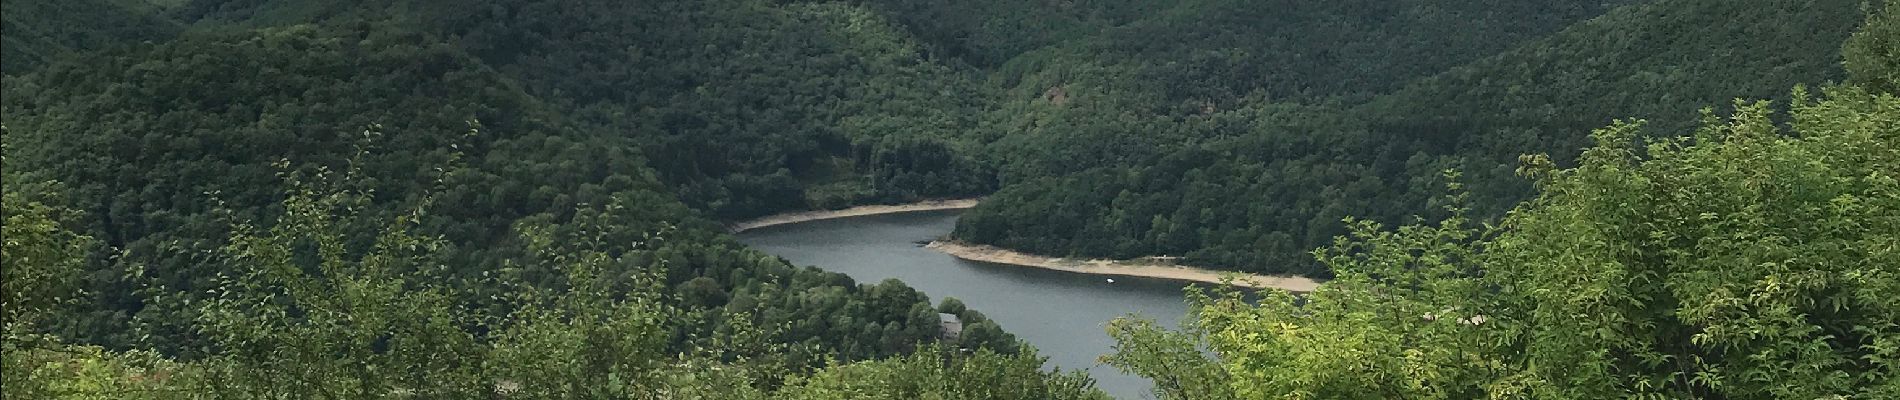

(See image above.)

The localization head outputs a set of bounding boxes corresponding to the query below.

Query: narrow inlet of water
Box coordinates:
[737,210,1195,399]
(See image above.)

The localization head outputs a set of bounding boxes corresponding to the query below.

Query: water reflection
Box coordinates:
[737,210,1192,399]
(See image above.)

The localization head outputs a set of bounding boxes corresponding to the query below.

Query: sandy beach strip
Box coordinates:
[727,199,981,233]
[926,241,1321,292]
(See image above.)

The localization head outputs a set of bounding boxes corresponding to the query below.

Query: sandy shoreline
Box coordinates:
[727,199,981,233]
[729,199,1321,292]
[926,241,1321,292]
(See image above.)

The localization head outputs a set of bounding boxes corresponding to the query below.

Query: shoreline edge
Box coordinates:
[926,240,1321,292]
[727,198,981,233]
[728,198,1321,292]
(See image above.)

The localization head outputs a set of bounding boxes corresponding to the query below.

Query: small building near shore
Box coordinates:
[938,313,963,341]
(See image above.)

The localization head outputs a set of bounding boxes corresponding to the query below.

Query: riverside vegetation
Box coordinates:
[2,0,1896,398]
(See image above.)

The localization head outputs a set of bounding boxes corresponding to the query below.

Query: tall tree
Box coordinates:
[1846,0,1899,93]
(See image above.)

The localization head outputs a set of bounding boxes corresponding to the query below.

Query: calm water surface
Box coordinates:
[737,210,1191,399]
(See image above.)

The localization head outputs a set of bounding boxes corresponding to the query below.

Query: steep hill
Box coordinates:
[954,0,1867,276]
[0,0,181,74]
[0,23,1013,373]
[172,0,1000,219]
[1369,0,1864,164]
[419,0,1000,218]
[6,0,1884,396]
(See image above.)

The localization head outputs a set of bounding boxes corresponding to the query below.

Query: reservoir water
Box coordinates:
[736,210,1192,399]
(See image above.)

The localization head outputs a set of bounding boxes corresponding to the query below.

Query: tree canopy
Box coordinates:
[1107,83,1899,398]
[4,0,1893,397]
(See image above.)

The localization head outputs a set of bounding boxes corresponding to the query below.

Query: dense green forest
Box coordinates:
[3,1,1055,397]
[1106,36,1899,400]
[1099,4,1897,398]
[954,0,1867,276]
[2,152,1098,398]
[4,0,1895,398]
[0,0,180,75]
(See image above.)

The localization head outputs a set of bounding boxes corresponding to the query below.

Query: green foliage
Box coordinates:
[97,0,1857,283]
[854,0,1158,67]
[778,346,1108,400]
[1,11,1048,387]
[0,0,180,75]
[2,156,1103,398]
[1846,0,1900,94]
[956,0,1865,277]
[8,0,1888,397]
[1370,0,1863,157]
[188,161,489,397]
[410,0,999,219]
[2,21,989,371]
[991,0,1641,105]
[1107,86,1900,398]
[4,23,600,350]
[1102,317,1235,400]
[1,337,200,400]
[2,128,156,399]
[1,132,93,328]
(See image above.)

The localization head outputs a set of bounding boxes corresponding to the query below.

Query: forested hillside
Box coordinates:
[1370,0,1863,162]
[178,0,1002,220]
[1111,85,1900,399]
[0,0,180,74]
[4,0,1894,397]
[1105,10,1900,394]
[2,148,1099,398]
[2,2,1063,397]
[955,0,1866,276]
[411,0,1000,218]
